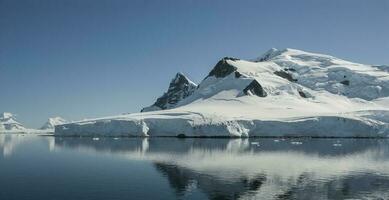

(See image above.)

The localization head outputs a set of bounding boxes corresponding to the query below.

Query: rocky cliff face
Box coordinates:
[141,73,197,112]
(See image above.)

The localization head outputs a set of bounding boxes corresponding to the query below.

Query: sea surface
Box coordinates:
[1,134,389,200]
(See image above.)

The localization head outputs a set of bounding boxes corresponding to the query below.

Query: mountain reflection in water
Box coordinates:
[1,134,389,200]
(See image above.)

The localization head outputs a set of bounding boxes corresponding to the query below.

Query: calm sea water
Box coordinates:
[1,134,389,200]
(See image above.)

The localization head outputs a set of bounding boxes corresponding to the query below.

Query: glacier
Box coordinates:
[55,48,389,137]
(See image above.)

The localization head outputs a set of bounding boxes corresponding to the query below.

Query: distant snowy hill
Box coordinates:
[40,117,67,130]
[55,48,389,137]
[141,73,197,112]
[0,112,57,133]
[0,112,25,132]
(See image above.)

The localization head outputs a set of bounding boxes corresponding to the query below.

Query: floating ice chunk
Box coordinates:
[291,141,303,145]
[92,137,100,141]
[251,142,259,145]
[251,142,260,146]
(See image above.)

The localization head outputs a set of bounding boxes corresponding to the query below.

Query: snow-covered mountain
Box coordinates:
[55,48,389,137]
[40,117,67,130]
[0,112,25,132]
[141,73,197,112]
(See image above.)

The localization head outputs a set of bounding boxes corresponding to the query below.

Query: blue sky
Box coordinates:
[1,0,388,127]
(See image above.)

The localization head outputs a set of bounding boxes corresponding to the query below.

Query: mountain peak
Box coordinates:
[141,73,197,112]
[0,112,25,131]
[40,117,67,130]
[207,57,241,79]
[172,72,196,86]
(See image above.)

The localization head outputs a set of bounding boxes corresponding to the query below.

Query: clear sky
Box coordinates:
[1,0,388,128]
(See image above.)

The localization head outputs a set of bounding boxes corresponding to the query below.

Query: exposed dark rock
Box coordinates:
[208,57,239,78]
[285,68,296,72]
[340,80,350,86]
[141,73,197,112]
[298,91,307,98]
[274,71,298,82]
[243,80,267,97]
[235,71,242,78]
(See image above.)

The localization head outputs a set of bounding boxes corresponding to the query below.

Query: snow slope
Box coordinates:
[40,117,67,130]
[55,49,389,137]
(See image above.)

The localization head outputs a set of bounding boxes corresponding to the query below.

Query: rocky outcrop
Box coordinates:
[207,57,239,78]
[141,73,197,112]
[274,70,298,82]
[298,91,307,98]
[340,80,350,86]
[243,80,267,97]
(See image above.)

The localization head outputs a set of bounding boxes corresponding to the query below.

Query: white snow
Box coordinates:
[1,112,14,119]
[55,48,389,137]
[40,117,67,130]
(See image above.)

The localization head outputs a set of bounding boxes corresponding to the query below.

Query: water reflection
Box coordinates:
[52,137,389,200]
[0,134,27,157]
[1,134,389,199]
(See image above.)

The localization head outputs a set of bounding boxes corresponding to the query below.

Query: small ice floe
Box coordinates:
[333,143,342,147]
[113,137,119,140]
[274,139,280,143]
[92,137,100,141]
[251,142,260,146]
[291,141,303,145]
